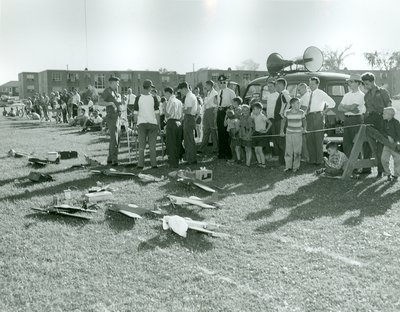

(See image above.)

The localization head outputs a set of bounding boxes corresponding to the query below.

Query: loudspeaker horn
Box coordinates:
[266,46,324,76]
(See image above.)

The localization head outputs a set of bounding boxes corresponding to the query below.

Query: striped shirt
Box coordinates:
[284,109,305,133]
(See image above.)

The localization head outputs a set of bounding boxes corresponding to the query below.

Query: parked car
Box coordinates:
[1,95,9,102]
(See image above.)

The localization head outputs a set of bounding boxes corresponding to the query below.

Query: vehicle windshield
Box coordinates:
[244,84,261,103]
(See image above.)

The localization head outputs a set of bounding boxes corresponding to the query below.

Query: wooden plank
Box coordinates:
[342,125,367,179]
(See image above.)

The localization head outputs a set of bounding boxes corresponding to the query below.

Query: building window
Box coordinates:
[94,75,105,89]
[225,74,231,80]
[327,85,345,96]
[67,73,79,82]
[120,86,128,94]
[27,74,35,80]
[52,72,62,81]
[27,85,35,92]
[243,74,251,80]
[120,73,129,81]
[161,76,170,83]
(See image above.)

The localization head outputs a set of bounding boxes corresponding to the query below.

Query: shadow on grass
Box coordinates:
[103,210,135,232]
[249,176,399,233]
[138,230,214,253]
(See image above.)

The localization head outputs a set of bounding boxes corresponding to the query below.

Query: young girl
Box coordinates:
[251,102,272,168]
[224,109,241,163]
[239,104,254,167]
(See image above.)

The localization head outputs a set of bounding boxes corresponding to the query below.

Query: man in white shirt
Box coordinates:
[164,87,183,168]
[199,80,218,155]
[217,75,236,159]
[298,83,311,161]
[70,89,81,118]
[338,74,365,157]
[266,80,279,119]
[125,88,137,128]
[306,76,336,165]
[133,79,160,169]
[178,82,198,164]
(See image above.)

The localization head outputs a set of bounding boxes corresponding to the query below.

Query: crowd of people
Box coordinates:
[6,71,396,180]
[98,72,398,181]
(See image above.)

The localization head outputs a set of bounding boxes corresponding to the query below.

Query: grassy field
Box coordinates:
[1,116,400,312]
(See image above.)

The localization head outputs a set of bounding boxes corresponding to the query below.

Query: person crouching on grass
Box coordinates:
[224,109,241,164]
[252,102,271,168]
[316,141,348,177]
[280,97,306,173]
[239,104,254,167]
[381,107,400,182]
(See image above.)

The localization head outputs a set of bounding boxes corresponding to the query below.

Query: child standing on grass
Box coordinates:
[239,104,254,167]
[280,98,306,173]
[251,102,272,168]
[225,109,241,163]
[381,107,400,182]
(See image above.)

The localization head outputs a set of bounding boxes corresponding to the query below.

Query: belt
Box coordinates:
[218,106,228,111]
[345,114,362,117]
[167,118,180,122]
[205,107,217,110]
[308,111,322,115]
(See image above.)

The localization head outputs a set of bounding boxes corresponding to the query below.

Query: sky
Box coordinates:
[0,0,399,85]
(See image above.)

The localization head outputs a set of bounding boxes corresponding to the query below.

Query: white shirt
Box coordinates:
[165,95,183,121]
[133,94,159,125]
[184,91,198,116]
[308,88,335,113]
[126,93,136,105]
[340,90,365,116]
[71,93,81,105]
[218,87,236,108]
[92,116,103,124]
[203,89,218,109]
[299,92,311,110]
[266,91,279,119]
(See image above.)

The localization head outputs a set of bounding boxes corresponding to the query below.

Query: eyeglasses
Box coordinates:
[219,81,227,84]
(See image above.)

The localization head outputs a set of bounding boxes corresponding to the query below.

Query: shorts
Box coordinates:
[241,139,252,147]
[252,131,267,147]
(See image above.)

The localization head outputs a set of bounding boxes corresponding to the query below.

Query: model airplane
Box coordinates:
[91,168,136,178]
[162,215,228,238]
[107,203,163,219]
[137,173,164,183]
[167,195,219,209]
[31,204,96,220]
[8,149,33,158]
[176,176,216,193]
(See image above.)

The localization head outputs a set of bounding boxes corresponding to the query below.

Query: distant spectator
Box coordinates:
[381,107,400,181]
[70,89,81,118]
[126,88,137,128]
[82,110,103,132]
[3,107,7,116]
[42,92,50,121]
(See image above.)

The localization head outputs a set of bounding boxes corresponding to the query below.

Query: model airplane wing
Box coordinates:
[187,226,229,238]
[167,195,217,209]
[117,210,142,219]
[191,182,216,193]
[31,207,92,220]
[53,204,97,213]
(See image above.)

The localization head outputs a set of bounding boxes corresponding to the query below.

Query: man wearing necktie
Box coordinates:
[216,74,235,159]
[306,77,336,165]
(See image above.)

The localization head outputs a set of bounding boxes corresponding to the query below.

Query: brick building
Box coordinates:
[18,69,184,99]
[185,69,268,95]
[18,72,39,99]
[0,80,19,96]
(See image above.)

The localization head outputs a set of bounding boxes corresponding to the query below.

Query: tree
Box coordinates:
[364,51,400,70]
[158,68,169,73]
[322,45,354,71]
[236,59,260,71]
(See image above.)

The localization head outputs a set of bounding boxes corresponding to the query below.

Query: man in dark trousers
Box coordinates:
[216,75,235,159]
[99,76,122,166]
[164,87,183,168]
[271,78,291,165]
[178,82,198,164]
[361,72,392,177]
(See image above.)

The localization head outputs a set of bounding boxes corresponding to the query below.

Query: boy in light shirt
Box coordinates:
[252,102,272,168]
[280,98,306,172]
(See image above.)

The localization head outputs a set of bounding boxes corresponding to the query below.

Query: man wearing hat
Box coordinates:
[338,74,365,157]
[99,75,122,166]
[217,74,236,159]
[133,79,160,169]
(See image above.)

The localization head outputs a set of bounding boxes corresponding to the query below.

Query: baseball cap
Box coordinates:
[143,79,155,88]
